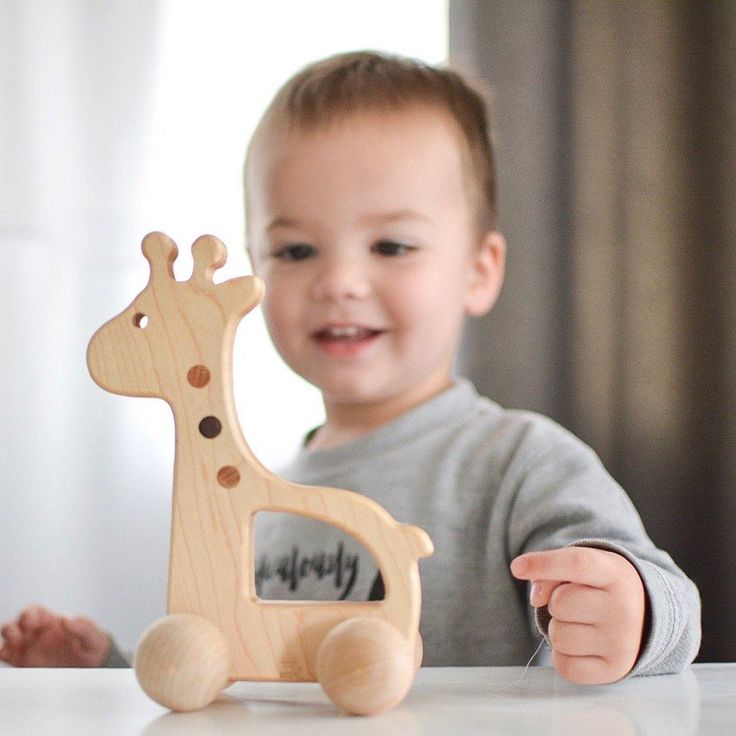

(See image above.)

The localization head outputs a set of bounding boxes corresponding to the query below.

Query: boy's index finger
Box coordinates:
[510,547,615,589]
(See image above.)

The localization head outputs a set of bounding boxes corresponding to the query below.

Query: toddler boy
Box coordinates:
[1,51,700,684]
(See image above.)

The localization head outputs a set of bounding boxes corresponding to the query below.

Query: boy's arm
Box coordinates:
[505,422,701,680]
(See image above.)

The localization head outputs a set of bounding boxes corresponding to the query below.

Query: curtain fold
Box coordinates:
[451,0,736,662]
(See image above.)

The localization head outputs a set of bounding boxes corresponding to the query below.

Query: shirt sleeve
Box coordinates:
[505,418,701,676]
[102,635,131,668]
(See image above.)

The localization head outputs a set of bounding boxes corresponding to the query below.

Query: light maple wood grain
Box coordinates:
[87,232,434,714]
[133,613,230,712]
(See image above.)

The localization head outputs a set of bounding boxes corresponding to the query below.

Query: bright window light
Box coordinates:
[140,1,448,468]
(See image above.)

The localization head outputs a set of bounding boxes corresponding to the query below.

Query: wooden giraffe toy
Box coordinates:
[87,232,434,716]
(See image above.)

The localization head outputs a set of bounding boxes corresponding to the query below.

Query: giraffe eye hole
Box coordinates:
[133,313,149,329]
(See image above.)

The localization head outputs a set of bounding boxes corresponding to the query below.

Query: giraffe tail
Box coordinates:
[402,524,434,560]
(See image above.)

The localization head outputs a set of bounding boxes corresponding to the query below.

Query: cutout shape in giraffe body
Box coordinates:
[87,232,434,715]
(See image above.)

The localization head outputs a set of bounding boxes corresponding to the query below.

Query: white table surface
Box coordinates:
[1,664,734,735]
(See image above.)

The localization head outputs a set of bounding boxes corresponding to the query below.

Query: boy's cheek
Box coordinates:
[260,303,288,337]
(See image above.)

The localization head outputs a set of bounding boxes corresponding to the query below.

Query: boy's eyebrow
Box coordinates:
[360,209,434,226]
[266,217,303,232]
[266,210,434,233]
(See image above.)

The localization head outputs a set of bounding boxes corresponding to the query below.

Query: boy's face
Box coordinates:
[247,108,504,415]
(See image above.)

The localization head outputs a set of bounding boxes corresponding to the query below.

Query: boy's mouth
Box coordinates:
[311,324,384,354]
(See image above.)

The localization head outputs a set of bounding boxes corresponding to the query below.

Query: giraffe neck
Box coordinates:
[166,359,269,615]
[170,360,266,500]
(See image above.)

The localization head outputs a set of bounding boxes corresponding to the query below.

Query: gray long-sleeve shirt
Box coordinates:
[255,378,701,675]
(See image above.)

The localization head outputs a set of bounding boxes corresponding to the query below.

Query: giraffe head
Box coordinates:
[87,232,264,402]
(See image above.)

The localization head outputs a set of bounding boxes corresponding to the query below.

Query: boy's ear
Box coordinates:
[465,230,506,317]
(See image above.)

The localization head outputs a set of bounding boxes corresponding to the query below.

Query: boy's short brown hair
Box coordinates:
[247,50,497,231]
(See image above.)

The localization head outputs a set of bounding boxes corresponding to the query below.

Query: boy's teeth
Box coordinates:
[319,325,374,339]
[329,326,361,338]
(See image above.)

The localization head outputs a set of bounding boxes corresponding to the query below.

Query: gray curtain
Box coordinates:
[451,0,735,662]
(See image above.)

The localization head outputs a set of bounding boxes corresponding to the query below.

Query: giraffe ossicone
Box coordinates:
[141,230,230,287]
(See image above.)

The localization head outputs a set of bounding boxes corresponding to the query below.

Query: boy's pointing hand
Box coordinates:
[511,547,646,685]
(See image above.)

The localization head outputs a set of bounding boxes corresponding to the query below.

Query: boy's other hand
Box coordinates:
[510,547,646,684]
[0,605,111,667]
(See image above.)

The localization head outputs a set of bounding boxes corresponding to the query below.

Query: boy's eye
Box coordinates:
[273,243,315,261]
[371,240,415,257]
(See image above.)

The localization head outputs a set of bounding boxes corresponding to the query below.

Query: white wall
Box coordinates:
[0,0,447,655]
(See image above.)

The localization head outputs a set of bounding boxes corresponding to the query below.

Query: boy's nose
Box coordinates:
[310,258,370,301]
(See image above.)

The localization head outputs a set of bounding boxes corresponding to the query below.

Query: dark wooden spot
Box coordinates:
[217,466,240,488]
[187,365,211,388]
[198,416,222,439]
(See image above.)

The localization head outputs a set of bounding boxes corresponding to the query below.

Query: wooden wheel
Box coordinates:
[414,630,424,671]
[316,617,415,715]
[133,613,230,712]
